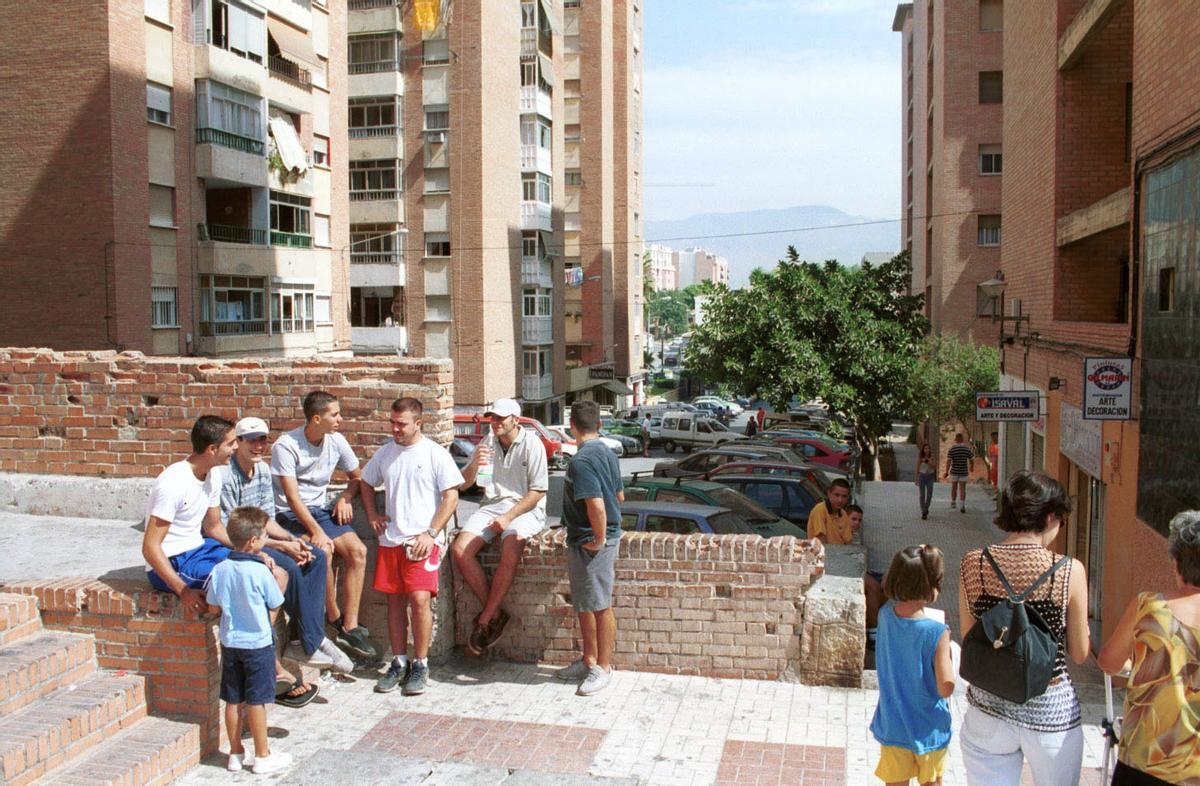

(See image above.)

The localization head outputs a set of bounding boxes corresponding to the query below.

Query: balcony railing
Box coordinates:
[522,373,554,401]
[521,257,553,288]
[352,252,404,265]
[520,85,552,116]
[521,144,552,172]
[521,28,537,59]
[350,59,401,74]
[268,55,312,92]
[349,125,402,138]
[271,231,313,248]
[199,320,267,337]
[522,315,553,344]
[520,201,552,231]
[198,224,267,245]
[196,127,264,155]
[348,0,397,8]
[350,190,400,202]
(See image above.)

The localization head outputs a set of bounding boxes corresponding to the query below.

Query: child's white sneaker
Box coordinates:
[227,751,254,772]
[252,751,293,775]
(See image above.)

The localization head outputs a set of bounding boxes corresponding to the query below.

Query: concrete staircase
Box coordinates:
[0,592,199,785]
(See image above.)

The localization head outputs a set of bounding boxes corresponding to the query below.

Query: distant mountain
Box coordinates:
[645,205,901,288]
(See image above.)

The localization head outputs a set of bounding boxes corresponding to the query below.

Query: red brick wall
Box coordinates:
[455,530,823,680]
[1131,1,1200,158]
[0,348,454,478]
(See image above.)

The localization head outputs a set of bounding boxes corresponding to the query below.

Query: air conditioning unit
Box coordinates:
[425,130,447,143]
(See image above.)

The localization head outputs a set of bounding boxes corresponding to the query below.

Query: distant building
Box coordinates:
[860,251,896,267]
[674,246,729,288]
[646,243,677,291]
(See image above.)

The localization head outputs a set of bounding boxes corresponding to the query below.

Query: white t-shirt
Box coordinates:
[360,436,465,547]
[144,459,222,567]
[271,427,359,510]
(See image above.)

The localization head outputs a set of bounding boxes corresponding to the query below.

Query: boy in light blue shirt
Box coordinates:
[206,507,292,775]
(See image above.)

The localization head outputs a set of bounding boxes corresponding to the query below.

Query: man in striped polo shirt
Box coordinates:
[943,433,975,513]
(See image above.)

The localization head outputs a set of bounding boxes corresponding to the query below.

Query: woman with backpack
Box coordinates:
[957,470,1091,785]
[1097,510,1200,786]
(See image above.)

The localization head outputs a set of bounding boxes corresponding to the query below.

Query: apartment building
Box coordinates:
[646,243,677,291]
[0,0,347,358]
[674,247,729,288]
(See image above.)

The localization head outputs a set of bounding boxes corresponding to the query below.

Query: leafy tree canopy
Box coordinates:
[908,334,999,437]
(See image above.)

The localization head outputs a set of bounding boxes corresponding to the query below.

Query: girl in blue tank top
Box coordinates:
[870,545,956,785]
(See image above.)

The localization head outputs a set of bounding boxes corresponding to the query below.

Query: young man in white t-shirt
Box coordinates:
[142,416,244,614]
[360,397,463,695]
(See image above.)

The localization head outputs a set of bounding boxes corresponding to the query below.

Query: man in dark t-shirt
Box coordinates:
[557,400,623,697]
[944,433,975,513]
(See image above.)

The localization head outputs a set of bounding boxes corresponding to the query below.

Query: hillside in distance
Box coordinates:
[645,205,901,287]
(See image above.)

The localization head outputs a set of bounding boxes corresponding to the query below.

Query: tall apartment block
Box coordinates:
[0,0,347,357]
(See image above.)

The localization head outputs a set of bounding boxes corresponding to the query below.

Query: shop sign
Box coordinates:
[1060,402,1102,479]
[589,364,615,380]
[975,391,1040,421]
[1083,357,1133,420]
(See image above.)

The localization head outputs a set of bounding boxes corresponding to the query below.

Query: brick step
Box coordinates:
[0,671,147,785]
[0,594,42,647]
[0,631,97,716]
[34,716,201,786]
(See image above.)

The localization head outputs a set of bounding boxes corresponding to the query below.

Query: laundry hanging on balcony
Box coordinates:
[269,116,308,177]
[564,266,584,288]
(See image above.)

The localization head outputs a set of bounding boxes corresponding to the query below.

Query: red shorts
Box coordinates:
[373,544,441,596]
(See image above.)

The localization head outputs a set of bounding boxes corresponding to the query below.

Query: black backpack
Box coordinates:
[960,548,1070,704]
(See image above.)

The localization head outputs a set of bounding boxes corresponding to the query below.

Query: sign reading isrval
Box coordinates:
[975,391,1040,421]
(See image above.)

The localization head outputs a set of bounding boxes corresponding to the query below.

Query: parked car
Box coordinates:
[453,413,566,470]
[546,425,625,458]
[658,414,745,453]
[706,460,844,493]
[693,395,743,415]
[449,437,476,471]
[600,416,646,453]
[706,473,824,530]
[653,444,811,478]
[745,435,855,472]
[618,501,758,536]
[624,476,803,538]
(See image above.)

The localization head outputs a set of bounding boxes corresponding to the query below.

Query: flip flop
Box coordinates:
[275,679,319,709]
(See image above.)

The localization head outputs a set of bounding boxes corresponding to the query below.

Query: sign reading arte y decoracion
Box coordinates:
[975,391,1040,421]
[1083,357,1133,420]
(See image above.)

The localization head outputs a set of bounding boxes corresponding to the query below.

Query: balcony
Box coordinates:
[271,230,312,248]
[268,55,312,91]
[194,45,267,96]
[521,201,552,231]
[350,191,405,224]
[349,130,403,161]
[349,125,401,139]
[195,130,268,187]
[350,58,400,75]
[197,128,264,154]
[348,1,401,36]
[348,0,397,8]
[199,224,268,245]
[350,256,406,288]
[350,68,404,100]
[351,251,404,265]
[521,257,553,288]
[352,325,407,355]
[522,373,554,402]
[520,85,552,118]
[520,144,552,174]
[522,315,553,344]
[199,320,268,337]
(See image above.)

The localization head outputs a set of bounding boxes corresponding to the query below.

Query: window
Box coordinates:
[349,95,400,136]
[425,232,451,257]
[424,105,450,131]
[978,214,1001,246]
[314,294,331,324]
[313,135,330,167]
[147,82,172,125]
[198,275,267,335]
[207,0,266,63]
[348,33,400,73]
[644,516,700,535]
[271,283,315,334]
[521,62,537,88]
[521,2,536,27]
[196,80,263,143]
[349,159,399,200]
[979,0,1003,31]
[979,144,1002,175]
[565,169,582,186]
[424,168,450,193]
[623,487,649,501]
[351,286,401,327]
[522,172,552,203]
[313,214,330,247]
[620,513,639,531]
[351,223,402,263]
[979,71,1003,104]
[522,288,551,316]
[522,234,538,258]
[657,489,698,505]
[149,185,175,227]
[1159,267,1175,312]
[423,38,450,65]
[151,287,177,327]
[270,190,311,237]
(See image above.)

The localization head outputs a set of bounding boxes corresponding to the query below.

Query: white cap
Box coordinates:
[483,398,522,418]
[235,417,270,438]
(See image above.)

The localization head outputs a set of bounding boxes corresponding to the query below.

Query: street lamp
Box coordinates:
[977,270,1030,375]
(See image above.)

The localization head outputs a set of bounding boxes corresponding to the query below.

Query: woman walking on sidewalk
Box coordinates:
[915,444,935,520]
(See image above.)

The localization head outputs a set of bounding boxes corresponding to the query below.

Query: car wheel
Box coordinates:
[664,441,676,453]
[680,444,692,454]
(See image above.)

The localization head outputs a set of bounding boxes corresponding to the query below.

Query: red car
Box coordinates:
[453,413,566,469]
[747,435,854,472]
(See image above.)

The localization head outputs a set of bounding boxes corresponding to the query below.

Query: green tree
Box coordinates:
[647,289,692,337]
[907,334,999,439]
[685,249,927,478]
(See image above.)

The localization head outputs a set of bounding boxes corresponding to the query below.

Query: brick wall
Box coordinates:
[455,530,823,680]
[0,579,223,755]
[0,348,454,478]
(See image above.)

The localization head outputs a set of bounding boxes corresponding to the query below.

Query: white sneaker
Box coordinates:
[577,665,612,696]
[316,637,354,674]
[227,752,253,772]
[252,751,293,775]
[556,658,588,682]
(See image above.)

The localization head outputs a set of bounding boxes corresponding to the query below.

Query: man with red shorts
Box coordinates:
[360,397,463,695]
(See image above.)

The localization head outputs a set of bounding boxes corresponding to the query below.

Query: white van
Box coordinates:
[658,414,745,453]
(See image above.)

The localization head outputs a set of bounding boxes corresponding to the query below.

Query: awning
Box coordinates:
[539,0,560,35]
[538,230,556,258]
[600,379,634,396]
[269,116,308,174]
[538,53,555,87]
[268,17,323,73]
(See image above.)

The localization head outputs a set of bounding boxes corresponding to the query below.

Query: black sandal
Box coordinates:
[275,679,319,708]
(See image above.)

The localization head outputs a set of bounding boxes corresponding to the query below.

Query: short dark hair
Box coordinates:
[955,433,965,442]
[846,504,863,516]
[570,400,601,433]
[226,506,268,549]
[995,470,1072,533]
[303,390,338,421]
[190,415,233,454]
[391,397,423,416]
[883,544,944,603]
[829,478,851,493]
[1168,511,1200,586]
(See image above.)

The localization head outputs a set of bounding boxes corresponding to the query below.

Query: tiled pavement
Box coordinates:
[173,480,1119,786]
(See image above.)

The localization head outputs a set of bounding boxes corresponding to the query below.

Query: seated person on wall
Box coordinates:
[142,416,287,613]
[271,390,375,661]
[451,398,549,656]
[846,504,885,648]
[219,417,352,703]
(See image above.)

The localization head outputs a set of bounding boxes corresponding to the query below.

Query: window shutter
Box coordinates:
[149,185,175,227]
[192,0,210,44]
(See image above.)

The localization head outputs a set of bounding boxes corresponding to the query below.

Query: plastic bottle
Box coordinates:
[475,433,495,494]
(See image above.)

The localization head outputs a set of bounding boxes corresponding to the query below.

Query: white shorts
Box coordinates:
[461,500,546,543]
[950,474,969,483]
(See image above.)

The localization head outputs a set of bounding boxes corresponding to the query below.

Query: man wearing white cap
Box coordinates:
[451,398,548,654]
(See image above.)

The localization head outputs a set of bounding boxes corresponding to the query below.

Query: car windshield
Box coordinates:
[707,511,756,535]
[708,419,728,432]
[707,487,779,523]
[799,477,825,501]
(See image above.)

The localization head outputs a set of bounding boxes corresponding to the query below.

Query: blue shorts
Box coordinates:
[276,506,355,541]
[219,644,276,706]
[147,538,231,592]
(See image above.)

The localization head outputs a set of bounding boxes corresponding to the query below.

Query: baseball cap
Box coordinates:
[483,398,522,418]
[234,417,270,438]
